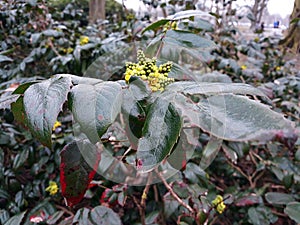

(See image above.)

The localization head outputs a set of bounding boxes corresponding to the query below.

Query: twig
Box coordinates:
[48,38,61,57]
[55,204,74,217]
[153,185,159,202]
[155,33,166,58]
[120,146,132,161]
[141,172,153,207]
[271,209,289,218]
[226,158,254,188]
[253,170,265,186]
[153,184,167,225]
[249,151,258,166]
[133,196,146,225]
[156,170,193,213]
[239,75,246,83]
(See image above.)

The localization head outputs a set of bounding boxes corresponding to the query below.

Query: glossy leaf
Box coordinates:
[166,81,266,97]
[4,211,26,225]
[60,140,101,207]
[265,192,295,205]
[284,202,300,223]
[69,82,122,143]
[222,144,238,164]
[142,19,170,34]
[199,136,222,169]
[73,206,121,225]
[163,30,216,60]
[248,206,278,225]
[168,10,213,20]
[0,55,13,63]
[23,76,72,148]
[46,211,64,225]
[146,30,216,63]
[137,97,182,172]
[191,18,214,31]
[12,81,38,94]
[90,206,121,225]
[173,93,294,142]
[10,82,38,123]
[59,74,103,85]
[11,96,27,126]
[24,200,56,225]
[0,95,19,109]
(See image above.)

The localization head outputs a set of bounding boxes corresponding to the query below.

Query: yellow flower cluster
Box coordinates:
[45,181,58,195]
[52,121,62,131]
[163,21,178,32]
[212,195,226,214]
[64,47,74,54]
[80,36,89,46]
[124,50,174,91]
[241,65,247,70]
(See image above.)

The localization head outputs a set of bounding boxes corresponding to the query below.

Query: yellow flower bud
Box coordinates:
[45,181,58,195]
[52,121,61,131]
[125,74,131,82]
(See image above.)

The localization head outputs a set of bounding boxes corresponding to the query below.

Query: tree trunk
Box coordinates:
[89,0,105,24]
[250,0,268,30]
[280,0,300,53]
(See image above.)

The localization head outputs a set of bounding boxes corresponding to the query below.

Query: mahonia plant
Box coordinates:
[212,195,226,214]
[124,50,175,92]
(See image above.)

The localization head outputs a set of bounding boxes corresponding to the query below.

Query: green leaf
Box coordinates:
[13,149,29,169]
[166,81,266,97]
[12,82,38,94]
[24,200,56,225]
[164,30,216,59]
[128,76,151,101]
[142,19,170,34]
[0,210,10,225]
[59,74,103,85]
[122,93,146,148]
[73,206,121,225]
[265,192,295,205]
[199,136,222,169]
[137,97,182,172]
[23,76,72,148]
[0,95,19,109]
[0,55,13,63]
[198,71,232,83]
[168,10,213,20]
[222,144,238,164]
[4,211,26,225]
[73,208,90,225]
[46,211,64,225]
[183,162,206,183]
[173,93,293,142]
[69,81,122,144]
[11,96,27,126]
[90,206,121,225]
[248,206,278,225]
[42,29,63,37]
[146,30,216,63]
[190,18,214,31]
[284,202,300,223]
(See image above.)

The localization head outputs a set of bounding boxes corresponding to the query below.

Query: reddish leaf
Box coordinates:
[235,194,262,207]
[60,140,101,207]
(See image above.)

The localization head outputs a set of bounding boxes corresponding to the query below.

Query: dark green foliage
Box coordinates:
[0,3,299,225]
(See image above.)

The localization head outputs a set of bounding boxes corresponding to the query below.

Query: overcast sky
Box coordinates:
[120,0,294,18]
[267,0,294,17]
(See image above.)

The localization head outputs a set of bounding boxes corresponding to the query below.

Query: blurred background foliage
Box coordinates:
[0,0,299,224]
